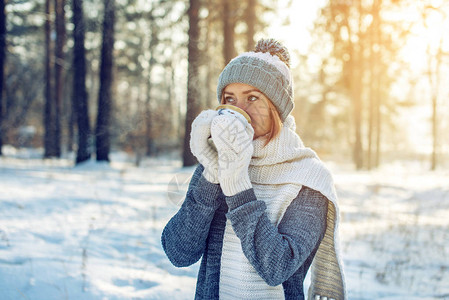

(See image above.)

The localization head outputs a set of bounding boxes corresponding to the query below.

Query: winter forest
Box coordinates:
[1,0,449,299]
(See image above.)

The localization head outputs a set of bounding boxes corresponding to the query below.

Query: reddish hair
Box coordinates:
[264,99,282,145]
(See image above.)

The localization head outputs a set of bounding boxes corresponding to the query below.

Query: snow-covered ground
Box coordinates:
[1,147,448,300]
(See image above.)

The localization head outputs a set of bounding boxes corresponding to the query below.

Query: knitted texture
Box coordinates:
[190,110,220,183]
[219,183,303,299]
[162,116,345,299]
[210,113,254,196]
[162,164,329,300]
[216,39,294,121]
[250,116,346,300]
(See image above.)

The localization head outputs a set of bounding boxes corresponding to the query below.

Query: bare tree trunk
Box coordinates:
[44,0,55,158]
[95,0,115,162]
[367,0,381,170]
[145,8,157,157]
[182,0,201,167]
[222,0,236,64]
[419,4,445,170]
[429,41,442,170]
[204,0,217,109]
[145,77,155,156]
[431,93,437,170]
[245,0,256,51]
[168,63,176,138]
[0,0,5,155]
[374,35,381,168]
[374,70,382,168]
[67,98,74,152]
[66,71,74,153]
[367,43,374,170]
[374,0,383,169]
[53,0,65,157]
[72,0,91,164]
[352,45,364,170]
[346,7,364,170]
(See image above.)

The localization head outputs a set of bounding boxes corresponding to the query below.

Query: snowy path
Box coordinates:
[1,154,448,299]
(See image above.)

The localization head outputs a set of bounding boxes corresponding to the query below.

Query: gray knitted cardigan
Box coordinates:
[162,165,335,299]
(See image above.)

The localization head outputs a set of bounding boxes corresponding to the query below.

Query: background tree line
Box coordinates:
[0,0,448,170]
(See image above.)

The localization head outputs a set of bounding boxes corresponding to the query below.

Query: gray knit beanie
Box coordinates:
[216,38,294,121]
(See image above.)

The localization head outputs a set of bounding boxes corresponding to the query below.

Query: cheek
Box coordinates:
[247,104,269,122]
[247,106,272,133]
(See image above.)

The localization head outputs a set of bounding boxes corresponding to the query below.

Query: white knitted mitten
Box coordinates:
[190,110,219,183]
[210,113,254,196]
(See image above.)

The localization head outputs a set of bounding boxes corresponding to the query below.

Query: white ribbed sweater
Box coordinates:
[219,182,302,299]
[219,116,345,300]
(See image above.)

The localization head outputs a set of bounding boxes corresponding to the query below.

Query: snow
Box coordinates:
[1,148,448,300]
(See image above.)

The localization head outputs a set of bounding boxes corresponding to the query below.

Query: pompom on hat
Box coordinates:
[216,38,294,121]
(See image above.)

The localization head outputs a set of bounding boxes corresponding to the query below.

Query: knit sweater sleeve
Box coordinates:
[161,164,223,267]
[225,186,328,286]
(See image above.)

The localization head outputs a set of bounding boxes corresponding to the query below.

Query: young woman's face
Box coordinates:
[222,83,273,139]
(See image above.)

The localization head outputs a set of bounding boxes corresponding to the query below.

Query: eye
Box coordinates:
[248,95,259,102]
[224,96,235,103]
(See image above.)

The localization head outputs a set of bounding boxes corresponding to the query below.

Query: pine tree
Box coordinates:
[72,0,91,164]
[53,0,66,157]
[0,0,5,155]
[182,0,201,167]
[44,0,55,158]
[95,0,115,162]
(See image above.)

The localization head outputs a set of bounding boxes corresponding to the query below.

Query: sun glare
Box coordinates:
[401,2,449,72]
[265,1,449,157]
[265,1,327,67]
[267,1,449,72]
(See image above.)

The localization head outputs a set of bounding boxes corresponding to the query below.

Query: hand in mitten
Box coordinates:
[210,113,254,196]
[190,110,219,183]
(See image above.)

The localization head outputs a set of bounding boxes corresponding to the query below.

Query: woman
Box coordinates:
[161,39,345,300]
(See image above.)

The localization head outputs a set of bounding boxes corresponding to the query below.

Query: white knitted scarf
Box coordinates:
[219,116,346,300]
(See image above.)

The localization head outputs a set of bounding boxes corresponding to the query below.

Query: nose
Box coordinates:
[233,99,248,111]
